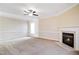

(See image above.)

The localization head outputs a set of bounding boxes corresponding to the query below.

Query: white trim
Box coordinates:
[55,4,78,16]
[38,36,58,41]
[39,4,78,19]
[0,37,31,43]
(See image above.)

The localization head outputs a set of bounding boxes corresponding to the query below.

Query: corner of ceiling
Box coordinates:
[38,4,78,19]
[55,4,78,16]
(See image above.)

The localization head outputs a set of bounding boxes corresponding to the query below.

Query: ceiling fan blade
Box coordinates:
[24,9,38,16]
[24,13,29,15]
[33,14,38,16]
[28,10,33,12]
[24,10,28,13]
[33,11,36,13]
[24,10,31,14]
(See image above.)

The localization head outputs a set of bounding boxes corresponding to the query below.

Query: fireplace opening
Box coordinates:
[62,32,74,48]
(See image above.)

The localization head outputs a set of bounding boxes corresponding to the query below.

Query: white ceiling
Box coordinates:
[0,3,77,20]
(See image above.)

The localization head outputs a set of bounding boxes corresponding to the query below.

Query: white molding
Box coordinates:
[0,37,31,43]
[38,36,59,41]
[55,4,78,16]
[39,4,78,19]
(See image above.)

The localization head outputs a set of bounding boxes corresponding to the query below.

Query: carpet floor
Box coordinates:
[0,37,79,55]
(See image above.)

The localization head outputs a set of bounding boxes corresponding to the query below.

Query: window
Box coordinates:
[30,22,35,34]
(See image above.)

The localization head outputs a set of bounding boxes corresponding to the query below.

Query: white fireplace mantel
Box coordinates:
[59,27,79,51]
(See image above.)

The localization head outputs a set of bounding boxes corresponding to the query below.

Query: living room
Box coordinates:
[0,3,79,55]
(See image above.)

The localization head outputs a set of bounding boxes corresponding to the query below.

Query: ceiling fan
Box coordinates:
[24,9,38,16]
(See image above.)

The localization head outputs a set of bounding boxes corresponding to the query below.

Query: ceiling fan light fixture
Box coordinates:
[24,8,39,16]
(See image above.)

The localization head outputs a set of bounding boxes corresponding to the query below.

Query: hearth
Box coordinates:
[62,32,74,48]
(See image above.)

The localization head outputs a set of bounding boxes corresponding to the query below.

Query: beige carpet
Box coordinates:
[0,38,79,55]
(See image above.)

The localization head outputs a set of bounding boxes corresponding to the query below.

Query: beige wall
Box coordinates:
[0,16,28,41]
[39,5,79,40]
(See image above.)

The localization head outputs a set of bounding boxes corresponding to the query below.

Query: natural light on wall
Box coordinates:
[30,22,35,35]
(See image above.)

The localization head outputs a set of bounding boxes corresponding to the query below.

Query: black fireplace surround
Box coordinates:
[62,32,74,48]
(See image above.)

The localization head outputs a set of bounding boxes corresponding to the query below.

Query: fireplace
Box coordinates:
[62,32,74,48]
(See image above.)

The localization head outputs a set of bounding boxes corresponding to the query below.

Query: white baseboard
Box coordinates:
[36,36,59,42]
